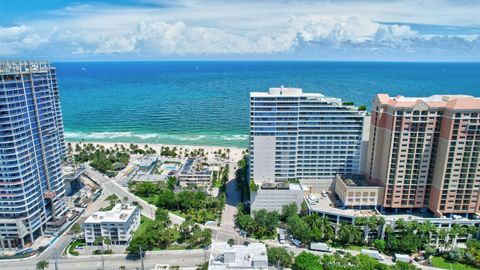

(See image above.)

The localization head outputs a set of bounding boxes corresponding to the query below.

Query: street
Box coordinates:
[0,249,207,270]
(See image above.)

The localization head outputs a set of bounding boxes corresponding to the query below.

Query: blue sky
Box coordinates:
[1,0,480,61]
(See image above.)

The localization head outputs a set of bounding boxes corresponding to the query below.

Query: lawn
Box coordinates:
[431,256,478,270]
[347,245,364,251]
[133,216,153,238]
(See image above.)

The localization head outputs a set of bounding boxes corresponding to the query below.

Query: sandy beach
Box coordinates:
[67,141,247,163]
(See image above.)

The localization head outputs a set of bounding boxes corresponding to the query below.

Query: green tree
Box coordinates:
[104,237,112,251]
[267,247,294,268]
[253,210,279,238]
[106,194,118,205]
[156,189,176,209]
[281,203,298,222]
[155,209,172,226]
[391,261,420,270]
[227,238,235,246]
[135,182,159,197]
[157,227,180,249]
[373,239,386,253]
[167,176,177,190]
[93,236,105,253]
[337,222,362,245]
[287,215,312,244]
[36,260,49,270]
[293,251,321,270]
[127,234,149,253]
[71,223,82,238]
[195,262,208,270]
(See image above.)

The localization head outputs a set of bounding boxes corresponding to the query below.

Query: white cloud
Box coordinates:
[0,25,50,55]
[2,0,480,60]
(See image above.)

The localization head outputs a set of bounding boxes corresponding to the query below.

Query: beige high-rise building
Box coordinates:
[366,94,480,217]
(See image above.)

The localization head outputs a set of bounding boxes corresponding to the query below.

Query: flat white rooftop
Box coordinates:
[209,242,267,270]
[85,204,137,224]
[250,87,346,105]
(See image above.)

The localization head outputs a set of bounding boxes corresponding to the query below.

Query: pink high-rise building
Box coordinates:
[366,94,480,217]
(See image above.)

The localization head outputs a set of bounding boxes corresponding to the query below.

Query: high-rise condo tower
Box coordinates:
[367,94,480,217]
[249,87,368,211]
[0,61,66,249]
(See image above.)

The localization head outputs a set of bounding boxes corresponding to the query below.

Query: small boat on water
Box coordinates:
[81,67,86,71]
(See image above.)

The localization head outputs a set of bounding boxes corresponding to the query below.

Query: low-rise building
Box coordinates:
[208,242,268,270]
[178,158,212,187]
[250,183,304,213]
[138,155,158,173]
[83,204,140,245]
[335,174,384,209]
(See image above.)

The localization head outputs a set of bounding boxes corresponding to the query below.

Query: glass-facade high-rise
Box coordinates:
[0,61,66,249]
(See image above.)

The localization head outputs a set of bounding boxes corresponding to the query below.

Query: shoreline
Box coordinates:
[64,133,249,148]
[66,140,247,162]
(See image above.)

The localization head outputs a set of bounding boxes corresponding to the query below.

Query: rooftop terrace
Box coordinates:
[85,203,138,224]
[338,174,372,187]
[179,158,211,175]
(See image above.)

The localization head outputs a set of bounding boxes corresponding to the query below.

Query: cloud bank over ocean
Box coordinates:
[2,0,480,61]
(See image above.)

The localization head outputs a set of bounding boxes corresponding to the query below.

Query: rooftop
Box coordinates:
[377,93,480,111]
[179,158,211,175]
[85,204,138,224]
[209,242,268,270]
[307,193,480,224]
[139,155,158,167]
[307,192,378,218]
[260,182,302,190]
[337,174,372,187]
[0,61,52,75]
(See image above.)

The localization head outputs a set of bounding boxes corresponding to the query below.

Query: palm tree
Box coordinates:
[438,229,448,251]
[94,236,104,252]
[362,216,379,243]
[418,221,437,247]
[337,222,360,245]
[119,266,126,270]
[104,237,112,251]
[449,224,462,247]
[36,260,49,270]
[377,216,386,240]
[467,225,478,241]
[71,223,82,238]
[318,216,334,240]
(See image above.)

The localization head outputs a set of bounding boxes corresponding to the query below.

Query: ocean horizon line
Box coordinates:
[49,59,480,64]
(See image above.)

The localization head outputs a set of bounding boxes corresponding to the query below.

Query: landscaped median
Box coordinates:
[66,239,85,256]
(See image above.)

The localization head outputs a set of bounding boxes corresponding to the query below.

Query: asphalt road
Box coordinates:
[0,249,207,270]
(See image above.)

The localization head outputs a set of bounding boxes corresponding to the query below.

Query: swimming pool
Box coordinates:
[162,164,177,171]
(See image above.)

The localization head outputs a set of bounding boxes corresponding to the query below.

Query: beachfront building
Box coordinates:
[0,61,67,250]
[83,204,140,245]
[138,155,158,173]
[208,242,268,270]
[249,87,368,212]
[177,158,212,187]
[366,94,480,217]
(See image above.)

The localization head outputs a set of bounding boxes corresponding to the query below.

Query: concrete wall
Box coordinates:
[251,136,276,184]
[250,188,304,213]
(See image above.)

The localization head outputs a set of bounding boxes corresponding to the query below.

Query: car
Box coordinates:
[291,238,303,248]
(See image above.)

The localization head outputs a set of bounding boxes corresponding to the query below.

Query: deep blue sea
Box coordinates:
[56,61,480,147]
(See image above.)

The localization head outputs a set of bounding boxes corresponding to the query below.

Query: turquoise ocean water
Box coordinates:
[56,61,480,147]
